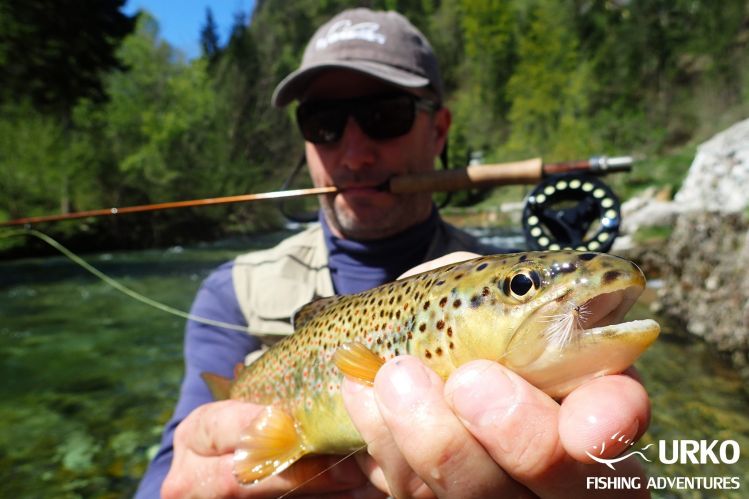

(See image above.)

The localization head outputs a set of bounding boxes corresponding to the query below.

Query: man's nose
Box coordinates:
[339,117,376,171]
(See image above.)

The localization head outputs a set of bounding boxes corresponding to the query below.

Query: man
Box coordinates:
[137,8,651,498]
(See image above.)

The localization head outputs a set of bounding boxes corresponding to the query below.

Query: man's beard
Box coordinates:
[319,193,431,241]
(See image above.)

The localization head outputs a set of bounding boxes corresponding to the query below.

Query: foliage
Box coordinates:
[1,0,748,253]
[0,0,135,119]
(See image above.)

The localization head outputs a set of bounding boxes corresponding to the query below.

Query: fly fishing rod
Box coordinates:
[0,156,632,227]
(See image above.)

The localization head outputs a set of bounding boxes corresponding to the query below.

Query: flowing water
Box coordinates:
[0,229,746,498]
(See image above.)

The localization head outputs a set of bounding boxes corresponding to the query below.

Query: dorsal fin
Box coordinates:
[291,296,339,329]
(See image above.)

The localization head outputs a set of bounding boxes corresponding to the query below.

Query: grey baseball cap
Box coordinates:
[272,8,443,107]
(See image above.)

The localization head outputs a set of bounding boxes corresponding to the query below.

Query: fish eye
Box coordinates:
[510,273,534,297]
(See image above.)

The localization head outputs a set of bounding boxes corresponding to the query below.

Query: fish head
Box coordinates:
[432,251,659,398]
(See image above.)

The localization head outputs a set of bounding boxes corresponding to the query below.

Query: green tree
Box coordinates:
[504,0,596,159]
[200,7,221,61]
[0,0,135,119]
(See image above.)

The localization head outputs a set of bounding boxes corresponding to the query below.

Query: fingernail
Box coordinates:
[446,362,517,428]
[375,357,432,413]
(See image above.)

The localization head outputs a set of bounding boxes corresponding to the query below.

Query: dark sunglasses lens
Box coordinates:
[355,96,415,139]
[296,103,346,144]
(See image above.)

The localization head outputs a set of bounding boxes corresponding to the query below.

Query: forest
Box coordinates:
[1,0,748,255]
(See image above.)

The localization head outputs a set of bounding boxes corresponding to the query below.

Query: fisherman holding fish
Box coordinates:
[137,8,653,499]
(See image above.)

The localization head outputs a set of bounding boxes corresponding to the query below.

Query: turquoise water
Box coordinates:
[0,235,747,497]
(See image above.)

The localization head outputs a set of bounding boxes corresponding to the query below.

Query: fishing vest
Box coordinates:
[232,221,495,346]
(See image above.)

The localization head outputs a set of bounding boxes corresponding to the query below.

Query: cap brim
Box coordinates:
[271,60,431,107]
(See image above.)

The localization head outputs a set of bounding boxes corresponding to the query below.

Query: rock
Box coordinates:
[622,119,749,369]
[674,118,749,212]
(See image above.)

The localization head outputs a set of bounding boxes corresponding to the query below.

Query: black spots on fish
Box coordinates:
[425,349,432,359]
[379,310,385,318]
[481,286,491,297]
[447,326,453,337]
[394,348,400,355]
[436,319,445,330]
[518,254,528,263]
[580,252,597,261]
[387,341,392,349]
[439,297,448,307]
[396,310,401,319]
[419,323,426,332]
[470,294,482,308]
[435,279,445,286]
[407,331,413,340]
[389,296,395,305]
[476,262,488,271]
[454,273,464,281]
[435,347,443,356]
[603,270,623,284]
[423,301,430,311]
[452,299,462,308]
[449,341,455,349]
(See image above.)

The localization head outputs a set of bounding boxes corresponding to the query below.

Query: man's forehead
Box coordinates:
[301,69,424,101]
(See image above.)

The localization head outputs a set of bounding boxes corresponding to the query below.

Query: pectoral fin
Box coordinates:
[234,406,308,484]
[334,342,385,386]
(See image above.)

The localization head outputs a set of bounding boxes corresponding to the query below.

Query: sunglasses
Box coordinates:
[296,93,439,145]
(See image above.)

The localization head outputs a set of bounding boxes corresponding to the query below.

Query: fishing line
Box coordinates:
[0,228,250,333]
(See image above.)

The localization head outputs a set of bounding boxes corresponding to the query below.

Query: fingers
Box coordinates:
[344,356,533,498]
[444,360,650,499]
[559,373,650,463]
[343,374,430,497]
[163,400,371,498]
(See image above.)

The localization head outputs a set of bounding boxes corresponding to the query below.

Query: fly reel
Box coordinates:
[522,173,621,252]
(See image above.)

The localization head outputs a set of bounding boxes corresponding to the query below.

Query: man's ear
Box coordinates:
[433,107,452,157]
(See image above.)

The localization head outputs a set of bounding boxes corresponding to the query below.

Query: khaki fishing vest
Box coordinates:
[232,221,493,345]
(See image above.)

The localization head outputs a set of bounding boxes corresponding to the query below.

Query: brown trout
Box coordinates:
[203,251,660,484]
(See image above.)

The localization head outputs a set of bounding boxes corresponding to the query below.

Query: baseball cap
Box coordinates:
[272,8,443,107]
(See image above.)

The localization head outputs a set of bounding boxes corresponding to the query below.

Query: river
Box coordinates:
[0,228,746,498]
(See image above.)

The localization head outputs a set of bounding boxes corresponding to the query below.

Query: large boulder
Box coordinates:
[634,118,749,368]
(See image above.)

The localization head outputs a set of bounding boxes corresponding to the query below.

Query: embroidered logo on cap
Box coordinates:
[315,20,386,50]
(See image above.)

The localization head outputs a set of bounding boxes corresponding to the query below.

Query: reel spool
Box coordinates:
[522,173,621,252]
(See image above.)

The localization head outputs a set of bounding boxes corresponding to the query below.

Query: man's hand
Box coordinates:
[161,399,383,498]
[339,251,652,498]
[343,357,651,498]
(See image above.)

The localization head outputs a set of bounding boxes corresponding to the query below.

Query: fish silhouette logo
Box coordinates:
[585,431,654,470]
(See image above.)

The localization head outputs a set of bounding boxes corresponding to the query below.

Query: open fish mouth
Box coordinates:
[507,284,660,398]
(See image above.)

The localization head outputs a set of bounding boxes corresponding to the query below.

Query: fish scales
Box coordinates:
[210,251,660,484]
